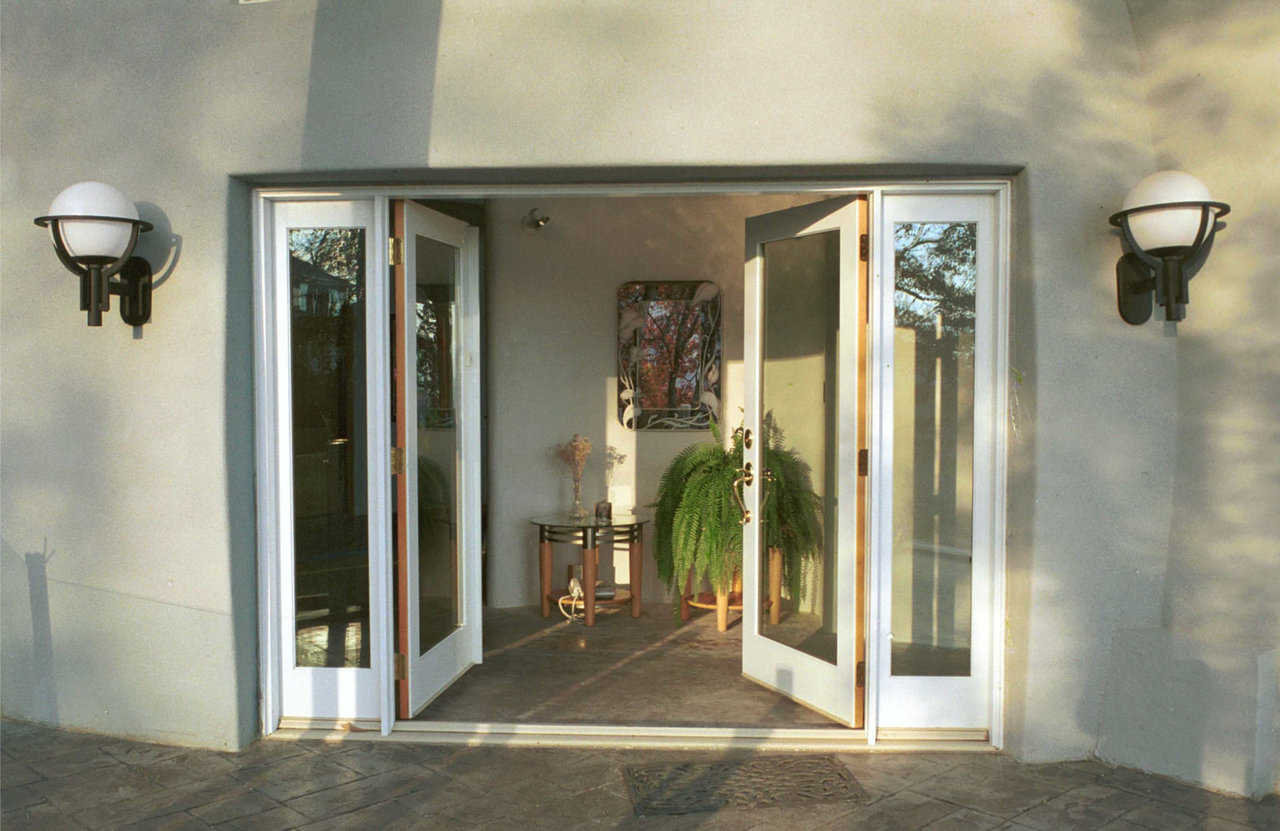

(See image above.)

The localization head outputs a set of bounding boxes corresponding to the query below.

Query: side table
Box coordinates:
[531,513,647,626]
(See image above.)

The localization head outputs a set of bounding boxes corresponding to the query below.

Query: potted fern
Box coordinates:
[653,416,821,632]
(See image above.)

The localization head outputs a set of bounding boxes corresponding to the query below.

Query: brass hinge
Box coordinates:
[856,660,866,687]
[391,446,406,476]
[859,233,869,262]
[388,236,404,267]
[858,448,869,476]
[394,653,408,680]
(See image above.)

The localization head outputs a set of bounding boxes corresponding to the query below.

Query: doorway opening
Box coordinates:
[254,181,1009,746]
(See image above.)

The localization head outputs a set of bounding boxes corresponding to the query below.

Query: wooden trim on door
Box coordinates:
[855,195,869,729]
[392,199,410,720]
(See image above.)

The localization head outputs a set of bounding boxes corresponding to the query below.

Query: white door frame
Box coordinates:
[255,195,393,732]
[868,189,1009,740]
[252,180,1009,746]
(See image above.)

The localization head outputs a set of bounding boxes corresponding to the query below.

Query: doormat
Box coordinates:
[624,755,868,816]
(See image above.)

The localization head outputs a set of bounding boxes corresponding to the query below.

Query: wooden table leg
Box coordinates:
[583,545,598,626]
[768,546,783,626]
[629,529,643,618]
[539,538,552,618]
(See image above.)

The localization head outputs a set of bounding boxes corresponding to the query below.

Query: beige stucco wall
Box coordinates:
[1,0,1274,793]
[1094,0,1280,798]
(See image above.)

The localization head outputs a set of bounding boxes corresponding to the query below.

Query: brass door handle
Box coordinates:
[732,463,753,524]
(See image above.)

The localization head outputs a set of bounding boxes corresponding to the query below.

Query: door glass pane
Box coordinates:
[891,222,976,676]
[415,234,461,654]
[758,231,838,665]
[289,227,369,668]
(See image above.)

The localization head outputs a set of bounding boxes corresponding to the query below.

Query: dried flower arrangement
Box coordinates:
[556,434,592,518]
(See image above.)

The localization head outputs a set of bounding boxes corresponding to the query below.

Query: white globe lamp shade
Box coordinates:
[1121,170,1214,252]
[47,181,140,260]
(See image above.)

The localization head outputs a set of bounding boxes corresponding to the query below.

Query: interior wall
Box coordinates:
[3,0,1268,792]
[484,194,822,608]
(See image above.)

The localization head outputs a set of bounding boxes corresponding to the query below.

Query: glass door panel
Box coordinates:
[413,236,461,655]
[394,200,482,717]
[875,193,997,731]
[742,196,864,726]
[759,231,839,665]
[290,226,370,668]
[275,199,380,720]
[892,221,976,677]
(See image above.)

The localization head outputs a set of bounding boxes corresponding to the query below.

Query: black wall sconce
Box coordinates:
[521,208,550,230]
[1109,170,1229,324]
[34,181,154,327]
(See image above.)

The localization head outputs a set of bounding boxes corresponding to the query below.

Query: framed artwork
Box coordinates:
[617,281,721,430]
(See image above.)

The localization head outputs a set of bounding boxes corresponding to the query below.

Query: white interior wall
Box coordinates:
[484,194,821,608]
[1,0,1272,794]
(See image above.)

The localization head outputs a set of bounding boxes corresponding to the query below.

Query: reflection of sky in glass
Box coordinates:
[894,222,976,334]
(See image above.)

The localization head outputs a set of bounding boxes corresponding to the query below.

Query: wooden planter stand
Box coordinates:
[680,547,784,632]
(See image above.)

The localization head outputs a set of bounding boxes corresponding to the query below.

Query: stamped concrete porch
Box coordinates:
[4,718,1278,830]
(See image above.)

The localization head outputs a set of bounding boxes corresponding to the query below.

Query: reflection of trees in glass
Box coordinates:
[894,222,976,341]
[289,228,365,456]
[289,227,369,668]
[415,284,454,428]
[618,281,721,430]
[892,223,976,675]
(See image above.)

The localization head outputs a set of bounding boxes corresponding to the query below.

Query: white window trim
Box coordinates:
[252,180,1010,747]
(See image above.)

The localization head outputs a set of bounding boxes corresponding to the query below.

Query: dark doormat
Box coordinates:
[624,755,869,816]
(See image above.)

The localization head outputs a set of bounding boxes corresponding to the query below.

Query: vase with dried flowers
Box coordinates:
[556,434,592,520]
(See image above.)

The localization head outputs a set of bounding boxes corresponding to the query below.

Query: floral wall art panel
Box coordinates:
[617,281,721,430]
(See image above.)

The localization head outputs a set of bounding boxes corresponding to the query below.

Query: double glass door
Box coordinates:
[742,190,1003,736]
[269,197,480,724]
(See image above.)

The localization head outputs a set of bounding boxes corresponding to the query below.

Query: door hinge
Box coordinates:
[856,660,866,688]
[859,233,869,262]
[858,448,869,476]
[394,652,408,680]
[391,446,406,476]
[388,236,404,267]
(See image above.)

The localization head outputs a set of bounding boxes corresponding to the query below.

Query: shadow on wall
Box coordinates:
[223,0,448,741]
[225,178,259,748]
[301,0,444,169]
[1107,0,1280,798]
[866,2,1166,764]
[0,539,60,725]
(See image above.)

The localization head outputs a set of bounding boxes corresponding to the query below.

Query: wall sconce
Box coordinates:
[34,181,154,327]
[1108,170,1229,324]
[521,208,550,230]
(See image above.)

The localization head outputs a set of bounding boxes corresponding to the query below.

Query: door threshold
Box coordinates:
[271,718,994,752]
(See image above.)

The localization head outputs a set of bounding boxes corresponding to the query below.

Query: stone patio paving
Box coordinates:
[2,718,1276,830]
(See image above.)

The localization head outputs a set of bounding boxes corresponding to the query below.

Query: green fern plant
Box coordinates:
[653,416,822,602]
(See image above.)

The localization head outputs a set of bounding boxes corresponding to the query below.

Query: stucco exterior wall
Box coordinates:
[1094,0,1280,798]
[1,0,1272,793]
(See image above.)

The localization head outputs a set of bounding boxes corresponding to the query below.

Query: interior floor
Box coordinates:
[412,603,845,727]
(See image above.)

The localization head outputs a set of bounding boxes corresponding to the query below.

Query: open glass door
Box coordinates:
[742,196,865,726]
[393,201,482,718]
[872,192,998,733]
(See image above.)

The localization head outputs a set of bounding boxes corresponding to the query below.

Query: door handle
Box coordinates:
[732,463,753,524]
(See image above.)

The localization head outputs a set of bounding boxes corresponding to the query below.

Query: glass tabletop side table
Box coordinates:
[530,513,647,626]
